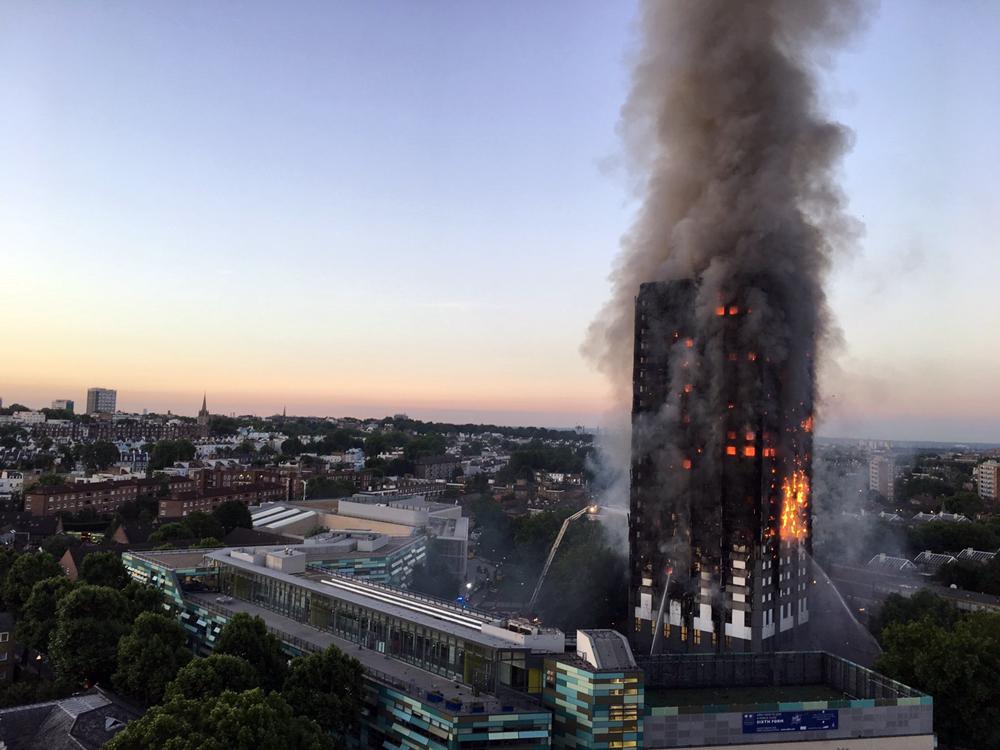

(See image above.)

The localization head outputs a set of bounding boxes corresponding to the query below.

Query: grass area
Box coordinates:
[645,684,849,708]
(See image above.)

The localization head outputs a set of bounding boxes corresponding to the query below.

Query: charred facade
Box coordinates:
[629,280,813,655]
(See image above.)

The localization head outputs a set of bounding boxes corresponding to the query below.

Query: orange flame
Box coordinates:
[779,470,809,541]
[801,416,814,433]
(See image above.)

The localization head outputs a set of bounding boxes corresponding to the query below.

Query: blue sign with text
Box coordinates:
[742,709,838,734]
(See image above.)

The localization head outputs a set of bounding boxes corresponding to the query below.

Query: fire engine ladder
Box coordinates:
[527,505,591,612]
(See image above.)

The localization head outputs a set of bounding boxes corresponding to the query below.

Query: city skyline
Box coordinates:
[3,1,1000,441]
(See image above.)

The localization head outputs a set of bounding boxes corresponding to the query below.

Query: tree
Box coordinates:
[181,511,224,540]
[148,522,191,545]
[869,590,960,642]
[214,613,288,690]
[123,580,166,621]
[104,689,334,750]
[1,551,63,616]
[148,439,197,472]
[165,654,259,702]
[113,612,192,704]
[877,612,1000,749]
[49,585,132,685]
[37,473,66,487]
[305,477,356,500]
[80,441,120,472]
[213,500,252,533]
[80,551,130,589]
[16,576,75,652]
[199,537,223,547]
[41,533,80,559]
[281,436,306,456]
[282,645,364,737]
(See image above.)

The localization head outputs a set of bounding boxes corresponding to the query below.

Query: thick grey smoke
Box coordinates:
[585,0,865,399]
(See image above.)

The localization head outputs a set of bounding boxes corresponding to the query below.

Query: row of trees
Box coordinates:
[146,502,252,547]
[1,543,366,748]
[107,613,364,750]
[873,591,1000,749]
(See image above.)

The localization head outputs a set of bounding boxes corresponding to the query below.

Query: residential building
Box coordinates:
[629,281,813,655]
[51,399,75,412]
[869,454,896,500]
[0,687,142,747]
[12,410,46,425]
[158,483,284,519]
[86,387,117,415]
[24,476,194,517]
[0,470,24,502]
[415,455,461,481]
[975,459,1000,503]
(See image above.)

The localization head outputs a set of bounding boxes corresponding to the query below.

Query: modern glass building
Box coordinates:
[544,631,644,750]
[121,548,932,750]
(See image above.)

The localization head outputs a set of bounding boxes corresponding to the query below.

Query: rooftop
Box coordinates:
[186,592,542,716]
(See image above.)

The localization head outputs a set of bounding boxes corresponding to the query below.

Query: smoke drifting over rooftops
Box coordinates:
[586,0,867,400]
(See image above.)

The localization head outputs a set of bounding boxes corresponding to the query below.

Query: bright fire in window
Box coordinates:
[779,470,809,541]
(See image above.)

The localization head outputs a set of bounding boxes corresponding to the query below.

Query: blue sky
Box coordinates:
[1,1,998,441]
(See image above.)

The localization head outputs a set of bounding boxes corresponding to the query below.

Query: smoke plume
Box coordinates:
[585,0,866,399]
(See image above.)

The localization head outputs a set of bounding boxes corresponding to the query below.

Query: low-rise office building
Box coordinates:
[121,546,934,750]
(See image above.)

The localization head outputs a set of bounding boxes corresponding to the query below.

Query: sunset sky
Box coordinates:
[2,1,999,441]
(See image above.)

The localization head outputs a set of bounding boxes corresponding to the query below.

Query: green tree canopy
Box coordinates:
[869,590,960,643]
[214,613,288,691]
[104,689,334,750]
[212,500,253,533]
[148,522,191,545]
[80,551,130,589]
[876,611,1000,749]
[49,585,132,685]
[79,441,120,472]
[165,654,260,702]
[16,576,75,653]
[181,511,225,540]
[148,440,197,472]
[1,551,63,616]
[282,645,364,737]
[113,612,192,704]
[122,580,166,620]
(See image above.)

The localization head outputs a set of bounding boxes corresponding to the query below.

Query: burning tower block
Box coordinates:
[629,280,813,655]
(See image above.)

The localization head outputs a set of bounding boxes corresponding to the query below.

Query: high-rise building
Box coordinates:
[86,387,117,415]
[51,399,74,413]
[869,454,895,501]
[629,281,813,655]
[975,459,1000,503]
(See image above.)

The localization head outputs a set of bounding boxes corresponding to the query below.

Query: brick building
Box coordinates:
[24,477,194,517]
[414,455,461,481]
[158,483,284,519]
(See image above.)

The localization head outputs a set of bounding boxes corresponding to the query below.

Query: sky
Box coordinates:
[1,1,998,441]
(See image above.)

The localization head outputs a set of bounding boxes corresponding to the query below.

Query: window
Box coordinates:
[680,626,687,642]
[693,629,701,645]
[0,632,8,643]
